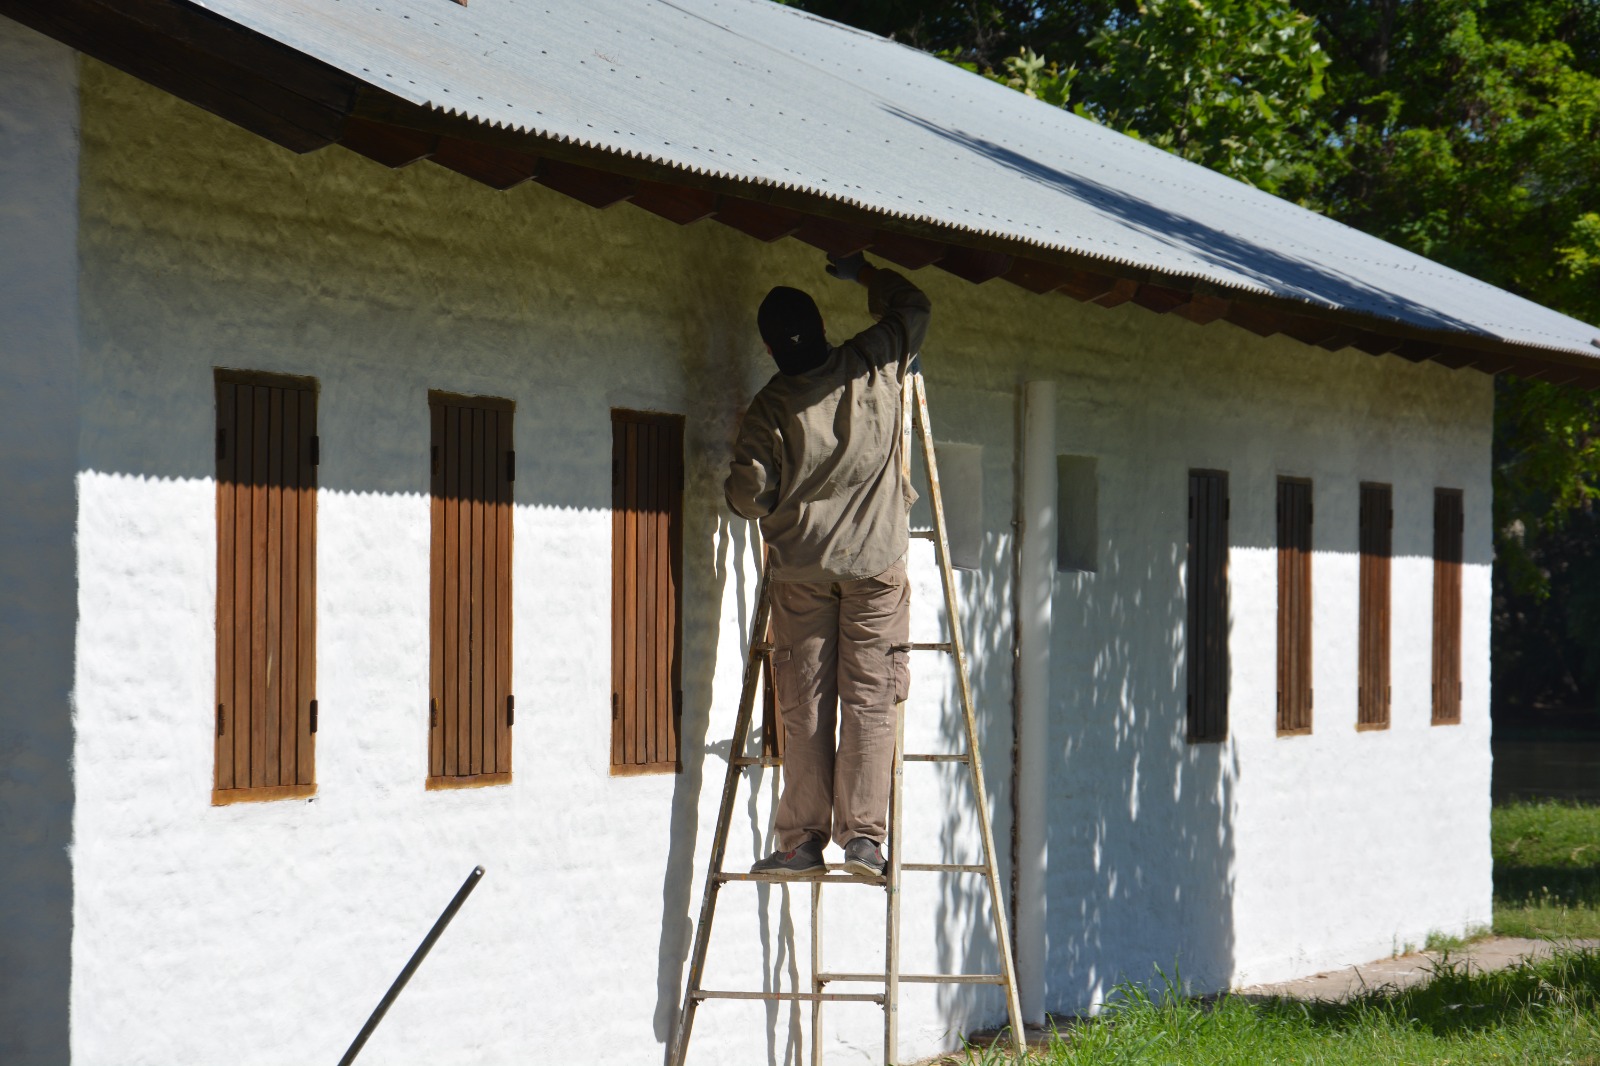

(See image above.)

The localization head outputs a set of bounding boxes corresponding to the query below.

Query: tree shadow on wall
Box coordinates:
[1045,536,1237,1012]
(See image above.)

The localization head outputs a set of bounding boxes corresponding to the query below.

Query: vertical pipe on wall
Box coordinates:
[1016,380,1055,1025]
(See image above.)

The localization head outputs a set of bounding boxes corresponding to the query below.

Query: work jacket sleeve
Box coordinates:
[724,400,781,520]
[851,269,931,375]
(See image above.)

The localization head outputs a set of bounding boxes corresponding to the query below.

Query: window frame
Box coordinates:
[610,408,685,776]
[1276,476,1314,736]
[428,390,515,789]
[213,368,318,805]
[1432,487,1464,726]
[1185,469,1230,743]
[1357,482,1393,731]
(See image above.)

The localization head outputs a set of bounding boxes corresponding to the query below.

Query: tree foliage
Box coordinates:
[786,0,1600,710]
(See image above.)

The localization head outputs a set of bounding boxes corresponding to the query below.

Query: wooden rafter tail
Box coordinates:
[339,117,437,168]
[869,231,947,271]
[713,196,804,242]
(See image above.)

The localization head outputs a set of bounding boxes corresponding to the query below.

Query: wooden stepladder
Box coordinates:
[668,369,1025,1066]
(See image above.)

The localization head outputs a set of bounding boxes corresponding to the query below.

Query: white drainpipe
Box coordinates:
[1016,380,1055,1025]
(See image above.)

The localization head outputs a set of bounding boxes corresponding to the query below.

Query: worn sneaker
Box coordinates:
[751,837,827,876]
[843,837,886,877]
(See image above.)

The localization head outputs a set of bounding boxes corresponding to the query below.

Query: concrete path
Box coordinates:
[1238,936,1600,1001]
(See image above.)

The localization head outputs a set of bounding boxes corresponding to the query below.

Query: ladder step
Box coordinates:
[909,529,936,540]
[909,641,952,652]
[692,989,886,1004]
[901,862,987,873]
[717,866,885,885]
[730,755,783,768]
[817,972,1005,986]
[903,753,969,763]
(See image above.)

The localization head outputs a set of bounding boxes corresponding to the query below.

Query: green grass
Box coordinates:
[943,949,1600,1065]
[927,803,1600,1065]
[1494,800,1600,940]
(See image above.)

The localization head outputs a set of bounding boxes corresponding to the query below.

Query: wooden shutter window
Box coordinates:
[1186,470,1229,743]
[429,392,514,788]
[611,409,685,775]
[214,369,318,803]
[1358,483,1393,730]
[1432,488,1464,725]
[1277,477,1313,736]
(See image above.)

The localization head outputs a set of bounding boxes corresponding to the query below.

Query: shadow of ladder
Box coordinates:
[667,369,1026,1066]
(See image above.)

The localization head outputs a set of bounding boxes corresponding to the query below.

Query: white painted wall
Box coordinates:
[45,52,1493,1064]
[0,20,80,1065]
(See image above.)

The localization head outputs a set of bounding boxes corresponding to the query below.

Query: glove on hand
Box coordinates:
[825,252,867,283]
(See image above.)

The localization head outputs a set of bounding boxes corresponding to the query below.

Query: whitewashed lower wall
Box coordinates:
[0,21,80,1064]
[52,52,1491,1065]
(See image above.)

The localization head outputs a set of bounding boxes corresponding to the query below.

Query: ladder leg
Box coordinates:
[810,880,823,1066]
[668,566,774,1066]
[911,374,1028,1056]
[884,700,905,1064]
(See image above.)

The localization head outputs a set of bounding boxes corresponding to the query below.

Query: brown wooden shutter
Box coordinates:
[214,369,317,803]
[1186,470,1229,742]
[611,409,685,775]
[1358,483,1393,730]
[429,392,514,787]
[1277,477,1313,735]
[1432,488,1464,725]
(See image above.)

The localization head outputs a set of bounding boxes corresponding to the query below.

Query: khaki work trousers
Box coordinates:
[770,560,911,850]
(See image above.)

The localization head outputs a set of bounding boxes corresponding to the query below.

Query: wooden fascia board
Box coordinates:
[1,0,358,152]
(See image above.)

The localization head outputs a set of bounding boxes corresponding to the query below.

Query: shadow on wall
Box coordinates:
[1048,532,1238,1009]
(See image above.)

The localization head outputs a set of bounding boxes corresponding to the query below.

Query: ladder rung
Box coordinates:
[909,529,936,540]
[901,862,987,874]
[717,866,885,885]
[730,755,783,767]
[752,642,774,654]
[693,989,886,1004]
[816,972,1005,986]
[908,642,951,652]
[903,753,968,763]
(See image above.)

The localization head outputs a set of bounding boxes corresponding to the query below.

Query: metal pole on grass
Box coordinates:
[337,865,485,1066]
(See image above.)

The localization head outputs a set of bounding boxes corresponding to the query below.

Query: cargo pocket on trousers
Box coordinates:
[890,643,910,703]
[771,646,796,709]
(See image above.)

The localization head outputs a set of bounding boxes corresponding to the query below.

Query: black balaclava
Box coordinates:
[757,286,829,376]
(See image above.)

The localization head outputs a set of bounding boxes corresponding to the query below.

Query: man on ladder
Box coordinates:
[724,252,929,879]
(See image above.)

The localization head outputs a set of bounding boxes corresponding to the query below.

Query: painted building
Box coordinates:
[3,2,1598,1064]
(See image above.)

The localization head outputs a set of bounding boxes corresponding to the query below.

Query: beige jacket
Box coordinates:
[725,270,931,582]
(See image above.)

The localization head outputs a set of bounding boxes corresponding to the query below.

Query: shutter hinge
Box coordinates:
[1386,685,1391,705]
[611,692,620,720]
[216,703,225,737]
[506,694,515,727]
[506,450,515,483]
[310,435,320,466]
[430,697,438,728]
[309,699,319,734]
[216,429,226,461]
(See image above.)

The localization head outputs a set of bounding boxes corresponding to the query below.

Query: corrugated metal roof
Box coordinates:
[190,0,1600,360]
